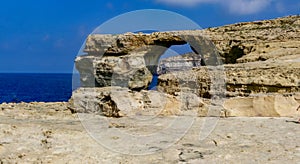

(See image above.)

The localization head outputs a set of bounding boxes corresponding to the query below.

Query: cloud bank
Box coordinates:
[156,0,272,15]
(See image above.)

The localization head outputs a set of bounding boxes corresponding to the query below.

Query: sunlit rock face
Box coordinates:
[203,15,300,64]
[72,15,300,117]
[75,31,221,90]
[157,16,300,117]
[69,87,205,117]
[76,32,186,90]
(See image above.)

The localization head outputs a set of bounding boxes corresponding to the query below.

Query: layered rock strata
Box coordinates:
[204,15,300,64]
[71,15,300,117]
[158,62,300,97]
[158,15,300,117]
[75,32,222,88]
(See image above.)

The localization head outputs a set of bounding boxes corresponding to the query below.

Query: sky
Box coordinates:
[0,0,299,73]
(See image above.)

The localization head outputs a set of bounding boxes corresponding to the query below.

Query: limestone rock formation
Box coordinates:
[75,31,221,90]
[69,87,204,117]
[157,15,300,117]
[158,61,300,97]
[1,102,300,163]
[75,52,153,90]
[76,32,187,90]
[223,93,300,117]
[203,15,300,64]
[71,15,300,117]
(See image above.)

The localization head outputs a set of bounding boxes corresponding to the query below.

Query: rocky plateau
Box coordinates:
[0,102,299,163]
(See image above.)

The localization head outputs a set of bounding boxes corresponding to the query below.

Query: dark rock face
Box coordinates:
[224,46,245,64]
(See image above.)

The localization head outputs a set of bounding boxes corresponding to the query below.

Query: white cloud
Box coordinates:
[156,0,272,15]
[226,0,271,15]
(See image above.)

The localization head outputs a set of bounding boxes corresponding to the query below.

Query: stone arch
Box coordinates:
[143,33,223,74]
[75,32,222,90]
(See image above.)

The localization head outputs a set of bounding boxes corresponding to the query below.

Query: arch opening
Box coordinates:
[147,43,203,90]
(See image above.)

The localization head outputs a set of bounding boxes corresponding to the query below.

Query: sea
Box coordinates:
[0,73,159,103]
[0,73,73,103]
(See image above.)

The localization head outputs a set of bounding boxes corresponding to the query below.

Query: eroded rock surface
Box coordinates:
[157,16,300,117]
[76,33,186,89]
[72,15,300,117]
[1,102,299,163]
[69,87,205,117]
[158,61,300,97]
[204,15,300,64]
[75,31,222,89]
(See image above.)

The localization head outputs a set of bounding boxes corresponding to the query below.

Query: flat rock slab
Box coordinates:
[0,102,300,163]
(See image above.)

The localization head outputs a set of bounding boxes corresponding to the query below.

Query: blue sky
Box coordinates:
[0,0,299,73]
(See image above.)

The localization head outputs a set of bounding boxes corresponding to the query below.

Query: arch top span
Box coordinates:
[75,31,222,89]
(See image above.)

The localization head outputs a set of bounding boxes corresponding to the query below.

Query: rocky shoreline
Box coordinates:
[1,15,300,163]
[0,102,299,163]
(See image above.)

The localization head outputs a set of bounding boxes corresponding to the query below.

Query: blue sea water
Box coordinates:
[0,73,72,103]
[148,74,158,90]
[0,73,161,103]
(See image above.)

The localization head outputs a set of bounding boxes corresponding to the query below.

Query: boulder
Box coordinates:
[69,87,205,117]
[75,54,152,90]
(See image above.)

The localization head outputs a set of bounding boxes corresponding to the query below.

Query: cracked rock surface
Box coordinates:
[0,102,299,163]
